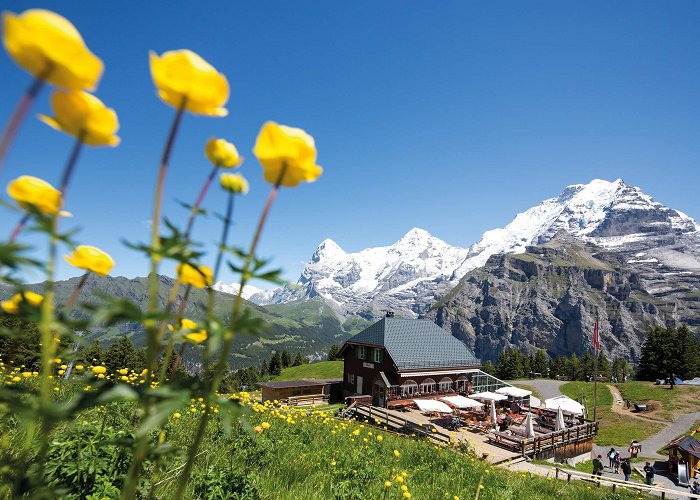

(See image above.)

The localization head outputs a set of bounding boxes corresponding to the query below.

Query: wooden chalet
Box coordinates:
[338,316,506,407]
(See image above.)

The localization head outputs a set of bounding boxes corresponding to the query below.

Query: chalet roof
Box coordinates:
[342,317,480,370]
[257,380,328,389]
[665,435,700,459]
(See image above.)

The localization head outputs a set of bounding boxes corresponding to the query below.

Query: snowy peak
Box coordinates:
[311,239,347,263]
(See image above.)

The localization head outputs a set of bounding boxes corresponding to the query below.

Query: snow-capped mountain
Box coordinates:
[452,178,699,277]
[212,282,276,303]
[218,179,700,319]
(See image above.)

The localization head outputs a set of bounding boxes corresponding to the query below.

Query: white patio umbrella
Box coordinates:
[490,399,497,424]
[555,407,566,431]
[412,399,453,414]
[440,395,483,409]
[525,412,535,438]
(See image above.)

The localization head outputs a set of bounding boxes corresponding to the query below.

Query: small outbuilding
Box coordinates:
[664,435,700,480]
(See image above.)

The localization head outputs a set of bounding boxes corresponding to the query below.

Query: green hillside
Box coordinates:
[0,276,368,370]
[273,360,344,381]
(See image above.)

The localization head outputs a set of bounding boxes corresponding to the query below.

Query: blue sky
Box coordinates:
[1,1,699,285]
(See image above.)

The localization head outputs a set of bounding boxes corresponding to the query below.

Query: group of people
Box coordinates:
[592,446,640,483]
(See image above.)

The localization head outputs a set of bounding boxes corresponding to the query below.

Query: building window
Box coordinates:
[373,348,383,363]
[400,380,418,397]
[347,372,355,384]
[439,377,453,392]
[356,345,366,360]
[419,378,436,394]
[456,376,468,393]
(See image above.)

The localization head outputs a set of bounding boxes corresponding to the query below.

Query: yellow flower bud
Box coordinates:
[149,50,228,116]
[253,121,322,188]
[91,365,106,375]
[176,263,213,289]
[172,412,181,419]
[384,481,392,488]
[39,90,120,146]
[261,422,271,430]
[253,425,263,434]
[1,291,44,314]
[64,245,115,275]
[219,172,249,195]
[206,138,241,168]
[6,176,62,215]
[2,9,103,90]
[393,450,400,458]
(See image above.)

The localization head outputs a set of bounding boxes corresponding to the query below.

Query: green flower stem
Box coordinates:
[0,68,50,178]
[213,191,235,282]
[157,285,191,383]
[184,164,219,239]
[123,99,187,500]
[145,98,187,377]
[64,273,89,315]
[7,214,30,243]
[174,167,287,499]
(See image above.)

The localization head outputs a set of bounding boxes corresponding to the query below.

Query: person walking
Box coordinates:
[643,462,656,485]
[607,448,617,469]
[613,452,622,474]
[592,455,604,477]
[621,458,632,482]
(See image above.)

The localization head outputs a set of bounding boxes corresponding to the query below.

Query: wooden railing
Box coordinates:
[284,393,329,406]
[554,467,700,499]
[488,421,598,456]
[352,403,453,446]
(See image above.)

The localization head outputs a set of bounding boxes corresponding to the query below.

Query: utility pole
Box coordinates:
[593,317,599,422]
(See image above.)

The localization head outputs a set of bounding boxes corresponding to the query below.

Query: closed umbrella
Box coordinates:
[490,399,497,425]
[555,407,566,431]
[525,412,535,438]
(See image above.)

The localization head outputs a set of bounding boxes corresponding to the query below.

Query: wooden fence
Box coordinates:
[352,403,453,445]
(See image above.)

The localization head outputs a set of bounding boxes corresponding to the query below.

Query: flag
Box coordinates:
[593,319,600,352]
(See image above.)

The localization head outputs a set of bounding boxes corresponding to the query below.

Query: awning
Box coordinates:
[413,399,453,413]
[496,386,532,398]
[399,369,480,378]
[544,395,584,416]
[440,395,484,409]
[470,391,508,401]
[529,396,542,408]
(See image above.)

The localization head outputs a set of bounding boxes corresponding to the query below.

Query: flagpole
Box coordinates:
[593,317,598,422]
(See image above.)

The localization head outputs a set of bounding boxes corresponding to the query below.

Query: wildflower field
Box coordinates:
[0,7,652,499]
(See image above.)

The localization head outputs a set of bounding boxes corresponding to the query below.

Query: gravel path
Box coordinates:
[510,379,566,400]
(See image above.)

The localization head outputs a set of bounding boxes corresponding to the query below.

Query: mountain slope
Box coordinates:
[427,233,700,363]
[0,275,362,369]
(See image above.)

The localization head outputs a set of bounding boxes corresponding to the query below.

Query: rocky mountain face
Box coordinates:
[427,233,700,363]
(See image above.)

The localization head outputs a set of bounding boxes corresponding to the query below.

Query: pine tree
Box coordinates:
[532,350,548,377]
[674,325,700,379]
[568,353,581,381]
[637,327,670,381]
[327,344,340,361]
[292,352,306,366]
[597,350,611,381]
[268,352,282,376]
[481,360,497,375]
[581,352,595,381]
[280,350,291,368]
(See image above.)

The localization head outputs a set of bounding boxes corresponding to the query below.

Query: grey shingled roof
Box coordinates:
[346,318,480,370]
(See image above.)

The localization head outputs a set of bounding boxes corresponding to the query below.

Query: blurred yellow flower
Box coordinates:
[261,422,271,430]
[39,90,119,146]
[21,372,31,378]
[149,49,228,116]
[176,263,213,289]
[11,376,21,383]
[91,365,106,375]
[253,425,263,434]
[393,450,400,458]
[220,172,249,194]
[1,291,44,314]
[75,365,84,371]
[2,9,103,90]
[401,485,408,492]
[7,175,62,215]
[206,138,241,168]
[173,412,181,419]
[396,476,404,483]
[384,481,392,488]
[253,121,322,187]
[64,245,115,275]
[403,493,411,499]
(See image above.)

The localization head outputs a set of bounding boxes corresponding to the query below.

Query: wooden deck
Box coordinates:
[351,403,523,465]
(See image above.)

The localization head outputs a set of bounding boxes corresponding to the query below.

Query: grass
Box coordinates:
[560,382,664,446]
[614,381,700,421]
[273,360,344,381]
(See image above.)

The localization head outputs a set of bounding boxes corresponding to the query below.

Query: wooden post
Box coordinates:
[555,468,559,480]
[567,473,571,482]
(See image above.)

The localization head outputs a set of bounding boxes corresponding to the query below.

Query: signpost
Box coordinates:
[593,318,600,422]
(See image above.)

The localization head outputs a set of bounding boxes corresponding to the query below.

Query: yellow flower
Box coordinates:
[220,172,249,194]
[91,365,106,375]
[75,365,84,371]
[39,90,120,146]
[206,138,241,168]
[171,319,207,345]
[176,263,213,289]
[401,485,408,492]
[7,175,62,215]
[64,245,115,275]
[396,476,403,483]
[384,481,392,488]
[403,493,411,499]
[376,435,383,442]
[1,291,44,314]
[21,372,31,378]
[11,376,21,383]
[478,485,484,490]
[2,9,103,90]
[253,121,323,187]
[393,450,400,458]
[261,422,271,430]
[253,425,263,434]
[173,412,181,419]
[149,49,228,116]
[117,368,128,375]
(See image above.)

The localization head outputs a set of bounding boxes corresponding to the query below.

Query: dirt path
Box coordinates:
[593,385,700,460]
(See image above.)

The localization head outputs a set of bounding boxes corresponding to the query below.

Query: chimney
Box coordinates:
[385,311,394,318]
